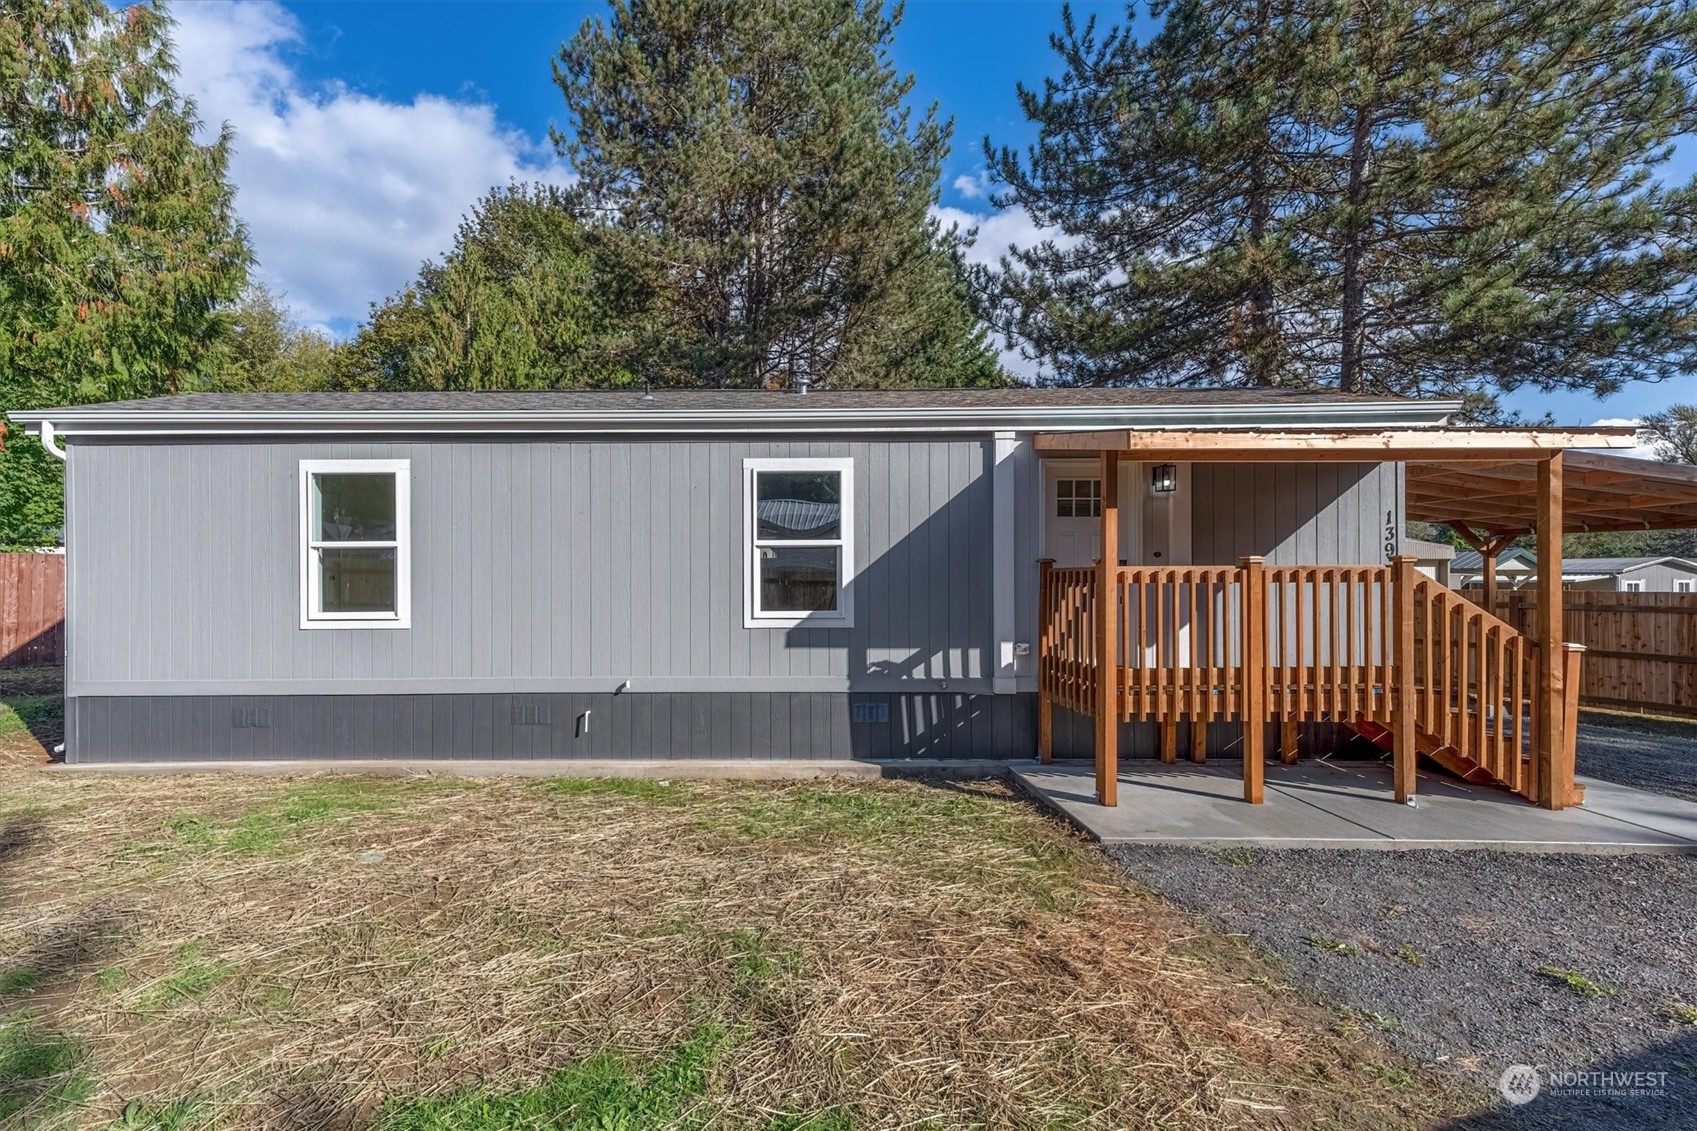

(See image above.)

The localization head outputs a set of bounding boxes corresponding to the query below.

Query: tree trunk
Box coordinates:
[1247,148,1275,386]
[1339,105,1372,394]
[1246,0,1277,387]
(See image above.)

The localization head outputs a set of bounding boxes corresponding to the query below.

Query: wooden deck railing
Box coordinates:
[1037,556,1583,809]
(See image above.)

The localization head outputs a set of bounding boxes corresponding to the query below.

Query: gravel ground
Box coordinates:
[1576,719,1697,805]
[1110,846,1697,1129]
[1108,722,1697,1129]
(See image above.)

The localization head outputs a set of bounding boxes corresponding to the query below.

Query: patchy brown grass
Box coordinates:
[0,769,1484,1129]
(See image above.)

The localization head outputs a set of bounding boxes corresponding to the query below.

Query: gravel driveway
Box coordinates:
[1576,718,1697,805]
[1108,722,1697,1130]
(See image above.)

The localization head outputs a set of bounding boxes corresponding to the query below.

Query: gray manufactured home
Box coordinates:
[16,388,1449,764]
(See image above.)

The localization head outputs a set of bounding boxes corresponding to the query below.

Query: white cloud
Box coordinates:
[170,1,571,330]
[951,172,989,201]
[1591,417,1661,460]
[932,203,1076,381]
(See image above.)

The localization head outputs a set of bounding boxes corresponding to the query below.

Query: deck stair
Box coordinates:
[1039,558,1585,808]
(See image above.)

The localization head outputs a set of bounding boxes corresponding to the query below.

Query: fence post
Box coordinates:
[1239,556,1266,804]
[1391,555,1418,805]
[1037,558,1055,764]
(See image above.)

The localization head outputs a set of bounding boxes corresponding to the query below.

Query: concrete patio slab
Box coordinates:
[1014,761,1697,853]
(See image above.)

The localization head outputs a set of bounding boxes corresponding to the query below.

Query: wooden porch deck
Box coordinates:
[1037,557,1584,809]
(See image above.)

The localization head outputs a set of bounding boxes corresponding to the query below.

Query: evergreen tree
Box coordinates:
[554,0,1002,389]
[335,184,628,391]
[1641,404,1697,464]
[986,0,1697,411]
[0,0,249,546]
[220,284,336,393]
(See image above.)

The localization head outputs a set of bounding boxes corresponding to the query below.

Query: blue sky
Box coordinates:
[167,0,1688,427]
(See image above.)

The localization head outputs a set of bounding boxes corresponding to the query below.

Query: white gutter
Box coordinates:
[13,398,1461,438]
[36,420,67,461]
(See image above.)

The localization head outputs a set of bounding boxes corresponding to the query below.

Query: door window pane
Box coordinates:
[1057,478,1101,518]
[759,546,840,612]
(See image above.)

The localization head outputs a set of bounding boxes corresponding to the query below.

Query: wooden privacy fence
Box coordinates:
[1,552,65,667]
[1496,591,1697,718]
[1039,557,1581,808]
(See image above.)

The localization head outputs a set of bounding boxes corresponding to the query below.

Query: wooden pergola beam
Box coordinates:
[1408,449,1697,534]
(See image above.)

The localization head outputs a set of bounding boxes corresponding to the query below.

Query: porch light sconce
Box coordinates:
[1151,463,1178,494]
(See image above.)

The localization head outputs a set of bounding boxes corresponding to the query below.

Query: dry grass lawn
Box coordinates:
[0,758,1485,1130]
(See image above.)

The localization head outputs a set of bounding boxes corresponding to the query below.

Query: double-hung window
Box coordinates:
[744,457,853,628]
[300,459,411,629]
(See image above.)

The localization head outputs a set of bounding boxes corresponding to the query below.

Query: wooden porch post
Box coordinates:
[1239,555,1266,804]
[1535,453,1568,809]
[1482,548,1501,613]
[1451,521,1516,614]
[1038,558,1055,764]
[1391,554,1418,805]
[1096,452,1121,806]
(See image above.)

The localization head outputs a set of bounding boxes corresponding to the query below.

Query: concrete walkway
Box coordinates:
[1014,761,1697,852]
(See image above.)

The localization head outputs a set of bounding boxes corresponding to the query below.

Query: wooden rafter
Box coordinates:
[1408,451,1697,534]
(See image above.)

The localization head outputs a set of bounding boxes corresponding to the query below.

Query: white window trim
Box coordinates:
[299,458,412,630]
[743,456,854,629]
[1676,578,1695,593]
[1622,578,1646,592]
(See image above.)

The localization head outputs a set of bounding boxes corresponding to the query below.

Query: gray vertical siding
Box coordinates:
[1188,462,1403,566]
[67,435,994,695]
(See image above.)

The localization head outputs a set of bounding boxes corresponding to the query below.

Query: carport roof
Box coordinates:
[1407,451,1697,535]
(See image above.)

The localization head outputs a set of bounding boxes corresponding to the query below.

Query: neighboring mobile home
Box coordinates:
[12,389,1629,803]
[1453,550,1697,593]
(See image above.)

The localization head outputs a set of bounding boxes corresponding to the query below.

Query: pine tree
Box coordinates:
[335,184,628,391]
[1641,405,1697,464]
[554,0,1002,389]
[0,0,249,546]
[986,0,1697,411]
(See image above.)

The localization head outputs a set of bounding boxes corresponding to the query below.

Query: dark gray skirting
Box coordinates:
[64,691,1038,764]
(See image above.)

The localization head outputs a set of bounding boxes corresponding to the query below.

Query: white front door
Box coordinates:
[1042,461,1141,567]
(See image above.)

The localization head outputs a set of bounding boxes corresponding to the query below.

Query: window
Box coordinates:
[1677,579,1695,594]
[1623,579,1646,592]
[744,458,853,627]
[300,459,410,629]
[1056,478,1101,518]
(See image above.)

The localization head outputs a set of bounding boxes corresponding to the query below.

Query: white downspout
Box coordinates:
[37,420,67,462]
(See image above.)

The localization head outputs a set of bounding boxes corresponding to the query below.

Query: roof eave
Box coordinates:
[9,397,1461,437]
